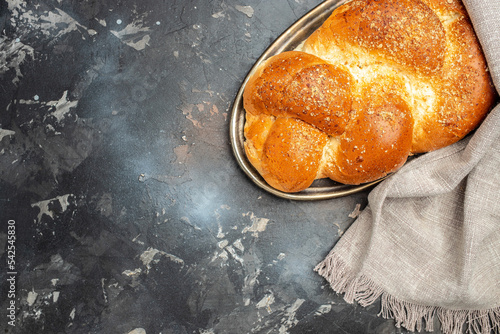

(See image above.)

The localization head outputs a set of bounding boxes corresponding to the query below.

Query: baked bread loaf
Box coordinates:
[243,0,496,193]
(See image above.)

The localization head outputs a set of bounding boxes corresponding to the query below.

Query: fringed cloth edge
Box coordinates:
[315,252,500,334]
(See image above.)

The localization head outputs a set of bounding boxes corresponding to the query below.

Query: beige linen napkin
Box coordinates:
[315,0,500,333]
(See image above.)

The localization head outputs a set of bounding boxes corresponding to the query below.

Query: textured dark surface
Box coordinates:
[0,1,419,333]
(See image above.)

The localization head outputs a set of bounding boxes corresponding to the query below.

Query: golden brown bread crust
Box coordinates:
[243,0,497,193]
[326,76,414,184]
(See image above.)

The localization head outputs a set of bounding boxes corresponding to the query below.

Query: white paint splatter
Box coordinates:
[216,225,225,239]
[132,234,145,245]
[216,249,229,261]
[217,240,229,249]
[199,329,215,334]
[225,245,244,265]
[38,8,88,39]
[0,36,35,84]
[200,328,216,334]
[127,329,146,334]
[233,238,244,252]
[101,278,108,303]
[97,18,107,27]
[180,103,203,128]
[256,292,275,313]
[348,203,362,218]
[110,19,151,51]
[0,129,15,141]
[242,212,270,237]
[8,2,90,40]
[69,308,76,320]
[45,90,78,123]
[123,268,142,277]
[235,5,254,18]
[279,299,305,333]
[33,309,42,320]
[212,11,225,18]
[27,290,38,306]
[31,194,73,223]
[17,98,38,105]
[334,222,346,237]
[139,248,159,269]
[139,247,184,272]
[243,268,261,299]
[180,216,201,230]
[122,268,142,288]
[315,304,332,315]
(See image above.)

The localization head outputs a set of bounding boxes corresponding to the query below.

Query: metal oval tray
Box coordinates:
[229,0,385,201]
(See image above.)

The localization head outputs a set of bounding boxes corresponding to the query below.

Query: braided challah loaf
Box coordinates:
[243,0,496,193]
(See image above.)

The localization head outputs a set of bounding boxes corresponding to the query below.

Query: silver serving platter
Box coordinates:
[229,0,386,200]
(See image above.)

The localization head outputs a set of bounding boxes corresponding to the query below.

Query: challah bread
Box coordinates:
[243,0,497,193]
